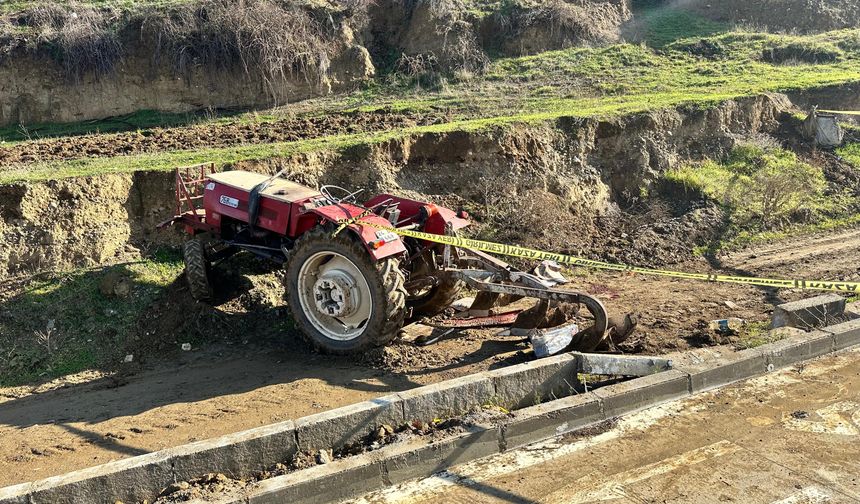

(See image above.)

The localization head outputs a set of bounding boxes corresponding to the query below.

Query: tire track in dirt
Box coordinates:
[723,228,860,281]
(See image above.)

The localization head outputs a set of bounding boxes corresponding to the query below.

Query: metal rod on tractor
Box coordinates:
[159,164,627,359]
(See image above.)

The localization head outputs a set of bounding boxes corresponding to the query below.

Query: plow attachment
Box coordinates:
[423,248,635,357]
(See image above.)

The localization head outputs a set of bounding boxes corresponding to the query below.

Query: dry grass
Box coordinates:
[141,0,335,98]
[489,0,621,54]
[20,2,123,82]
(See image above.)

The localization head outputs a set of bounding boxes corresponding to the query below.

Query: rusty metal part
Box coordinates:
[452,268,609,341]
[435,248,611,356]
[424,310,522,329]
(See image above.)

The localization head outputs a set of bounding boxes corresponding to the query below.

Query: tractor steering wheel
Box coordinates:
[320,185,362,204]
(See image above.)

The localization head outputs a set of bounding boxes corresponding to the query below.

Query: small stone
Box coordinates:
[114,277,132,298]
[123,354,134,363]
[317,449,333,464]
[724,300,740,310]
[163,481,190,495]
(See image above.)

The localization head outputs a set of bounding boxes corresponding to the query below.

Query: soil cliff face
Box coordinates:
[0,39,373,126]
[0,94,792,279]
[0,0,634,127]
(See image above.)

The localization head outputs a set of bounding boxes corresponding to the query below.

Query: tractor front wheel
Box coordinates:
[183,239,213,301]
[285,229,407,354]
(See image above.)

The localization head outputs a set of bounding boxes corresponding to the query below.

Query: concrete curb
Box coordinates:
[3,322,858,504]
[0,353,582,504]
[213,326,860,504]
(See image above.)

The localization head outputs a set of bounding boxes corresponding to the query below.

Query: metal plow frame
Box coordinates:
[443,248,611,355]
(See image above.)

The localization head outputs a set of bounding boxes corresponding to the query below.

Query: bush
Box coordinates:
[666,143,829,229]
[734,151,826,227]
[140,0,334,97]
[21,2,123,82]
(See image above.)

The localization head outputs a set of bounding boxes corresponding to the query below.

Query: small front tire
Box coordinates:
[183,239,213,301]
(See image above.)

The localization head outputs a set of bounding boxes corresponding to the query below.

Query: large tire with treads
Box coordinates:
[285,228,407,354]
[183,239,213,301]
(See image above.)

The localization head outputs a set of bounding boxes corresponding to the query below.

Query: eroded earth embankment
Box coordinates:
[0,93,791,279]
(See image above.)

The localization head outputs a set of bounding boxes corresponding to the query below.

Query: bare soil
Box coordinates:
[1,226,858,487]
[354,348,860,504]
[0,110,444,164]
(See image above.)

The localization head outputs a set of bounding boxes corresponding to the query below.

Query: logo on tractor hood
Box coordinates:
[219,195,239,209]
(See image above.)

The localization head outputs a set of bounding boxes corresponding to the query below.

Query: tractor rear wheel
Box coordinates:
[183,239,213,301]
[285,229,407,354]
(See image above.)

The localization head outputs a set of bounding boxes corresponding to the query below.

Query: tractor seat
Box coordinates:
[207,171,320,203]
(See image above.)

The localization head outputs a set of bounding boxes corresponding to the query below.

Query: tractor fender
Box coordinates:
[305,206,407,261]
[363,194,470,235]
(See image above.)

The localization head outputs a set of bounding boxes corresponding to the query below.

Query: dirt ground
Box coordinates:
[1,226,859,487]
[0,110,444,165]
[350,347,860,504]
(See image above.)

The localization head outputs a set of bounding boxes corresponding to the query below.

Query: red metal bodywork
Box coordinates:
[304,204,407,259]
[203,179,300,236]
[364,194,470,234]
[164,166,465,262]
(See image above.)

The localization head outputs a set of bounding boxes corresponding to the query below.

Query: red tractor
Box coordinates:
[161,163,617,356]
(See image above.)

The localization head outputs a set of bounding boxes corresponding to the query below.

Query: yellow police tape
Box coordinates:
[338,215,860,292]
[818,110,860,116]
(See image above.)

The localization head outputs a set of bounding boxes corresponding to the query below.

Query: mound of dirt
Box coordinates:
[368,0,630,73]
[689,0,860,32]
[761,43,842,65]
[480,0,631,56]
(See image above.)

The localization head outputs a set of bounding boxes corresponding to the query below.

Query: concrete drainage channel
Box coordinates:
[2,297,860,504]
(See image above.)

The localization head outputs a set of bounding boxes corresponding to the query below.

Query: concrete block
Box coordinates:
[27,449,174,504]
[573,352,673,377]
[0,483,31,504]
[763,330,833,369]
[592,370,690,418]
[501,393,602,451]
[773,294,845,329]
[296,395,403,452]
[247,453,384,504]
[487,353,578,410]
[379,424,500,485]
[434,424,502,468]
[171,420,297,481]
[398,373,495,422]
[822,317,860,351]
[376,438,448,485]
[679,348,769,392]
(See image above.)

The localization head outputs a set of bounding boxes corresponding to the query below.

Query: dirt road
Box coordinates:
[1,228,859,487]
[349,348,860,504]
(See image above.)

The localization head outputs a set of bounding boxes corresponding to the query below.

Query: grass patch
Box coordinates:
[669,143,860,254]
[838,143,860,169]
[0,0,190,15]
[0,109,240,143]
[630,6,729,48]
[735,320,778,349]
[0,251,183,386]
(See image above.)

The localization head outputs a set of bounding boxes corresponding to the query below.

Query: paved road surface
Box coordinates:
[348,348,860,504]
